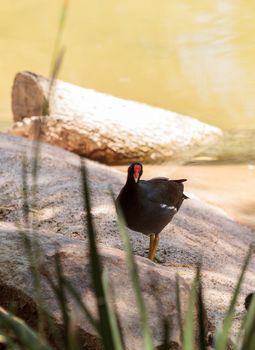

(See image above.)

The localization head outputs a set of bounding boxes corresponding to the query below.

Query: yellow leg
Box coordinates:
[150,233,160,261]
[148,234,155,260]
[148,233,160,261]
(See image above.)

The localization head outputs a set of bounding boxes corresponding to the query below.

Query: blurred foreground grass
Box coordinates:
[1,3,255,347]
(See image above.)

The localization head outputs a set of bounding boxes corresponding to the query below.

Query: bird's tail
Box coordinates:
[175,179,187,183]
[174,179,188,199]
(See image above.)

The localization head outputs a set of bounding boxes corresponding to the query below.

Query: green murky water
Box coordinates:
[1,0,255,131]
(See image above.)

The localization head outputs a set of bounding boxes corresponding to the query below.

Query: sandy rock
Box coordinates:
[10,71,223,165]
[0,133,255,343]
[0,223,193,349]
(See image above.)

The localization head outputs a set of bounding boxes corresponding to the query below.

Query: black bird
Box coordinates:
[117,162,187,261]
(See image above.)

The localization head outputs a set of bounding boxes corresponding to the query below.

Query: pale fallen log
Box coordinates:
[10,71,223,164]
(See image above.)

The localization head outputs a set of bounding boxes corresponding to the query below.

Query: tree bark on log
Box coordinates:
[10,71,223,165]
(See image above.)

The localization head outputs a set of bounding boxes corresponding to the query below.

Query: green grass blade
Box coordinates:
[112,193,154,350]
[21,155,30,226]
[4,2,69,349]
[20,155,46,338]
[42,269,74,350]
[49,0,69,77]
[63,278,99,333]
[52,254,81,350]
[80,160,116,349]
[21,156,67,349]
[47,47,65,114]
[54,254,71,349]
[183,280,196,350]
[0,307,52,350]
[20,157,68,348]
[175,274,184,343]
[102,270,124,350]
[31,133,41,213]
[27,2,67,335]
[196,266,207,350]
[215,246,253,350]
[45,0,68,115]
[42,261,88,350]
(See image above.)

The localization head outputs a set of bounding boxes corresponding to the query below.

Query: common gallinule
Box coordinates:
[117,162,187,261]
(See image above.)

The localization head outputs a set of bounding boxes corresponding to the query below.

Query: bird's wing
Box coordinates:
[139,178,187,208]
[149,177,187,183]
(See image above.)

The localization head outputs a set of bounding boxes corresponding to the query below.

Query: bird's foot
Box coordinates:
[145,252,165,264]
[154,255,165,264]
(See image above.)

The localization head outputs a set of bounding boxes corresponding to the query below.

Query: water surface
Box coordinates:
[1,0,255,130]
